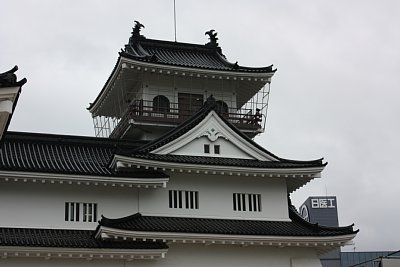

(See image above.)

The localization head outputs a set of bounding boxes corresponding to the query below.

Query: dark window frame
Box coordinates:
[153,95,170,113]
[204,144,210,153]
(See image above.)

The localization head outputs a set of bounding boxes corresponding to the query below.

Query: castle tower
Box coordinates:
[88,22,276,140]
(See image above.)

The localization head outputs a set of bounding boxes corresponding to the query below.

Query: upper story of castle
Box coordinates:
[88,21,276,140]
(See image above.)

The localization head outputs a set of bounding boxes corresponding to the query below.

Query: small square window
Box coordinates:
[214,145,220,154]
[204,144,210,153]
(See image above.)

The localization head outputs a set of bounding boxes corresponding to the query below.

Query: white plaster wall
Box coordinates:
[139,173,289,220]
[0,181,139,229]
[171,136,255,159]
[1,245,322,267]
[0,172,289,229]
[157,244,322,267]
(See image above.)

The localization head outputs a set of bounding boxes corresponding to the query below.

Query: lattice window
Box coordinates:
[65,202,97,222]
[169,190,199,209]
[233,193,261,212]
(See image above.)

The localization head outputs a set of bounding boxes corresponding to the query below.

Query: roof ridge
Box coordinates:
[138,38,219,52]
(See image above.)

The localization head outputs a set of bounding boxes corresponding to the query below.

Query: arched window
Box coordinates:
[153,95,170,113]
[215,100,228,115]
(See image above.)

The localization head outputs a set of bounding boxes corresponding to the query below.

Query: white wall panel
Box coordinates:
[1,245,322,267]
[0,181,139,229]
[139,173,289,220]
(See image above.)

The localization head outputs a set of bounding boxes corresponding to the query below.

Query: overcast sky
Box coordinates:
[2,0,400,252]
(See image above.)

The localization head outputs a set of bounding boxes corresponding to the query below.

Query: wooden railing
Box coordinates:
[110,100,262,138]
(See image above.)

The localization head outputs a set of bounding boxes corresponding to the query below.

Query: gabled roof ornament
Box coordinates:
[205,29,219,48]
[204,94,216,107]
[129,20,146,45]
[0,65,27,88]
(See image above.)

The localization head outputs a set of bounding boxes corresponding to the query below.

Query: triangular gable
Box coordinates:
[151,110,277,161]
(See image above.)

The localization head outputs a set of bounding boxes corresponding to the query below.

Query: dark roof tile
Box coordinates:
[99,206,356,237]
[0,228,167,249]
[122,38,276,74]
[0,132,168,178]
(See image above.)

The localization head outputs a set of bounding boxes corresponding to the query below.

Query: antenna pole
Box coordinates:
[174,0,177,42]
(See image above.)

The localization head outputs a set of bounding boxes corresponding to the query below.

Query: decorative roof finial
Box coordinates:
[205,94,216,107]
[0,65,27,88]
[129,21,145,45]
[133,21,145,36]
[205,29,219,47]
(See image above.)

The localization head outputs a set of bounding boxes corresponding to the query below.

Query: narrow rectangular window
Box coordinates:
[88,203,93,222]
[195,191,199,209]
[242,194,246,211]
[83,203,87,222]
[253,194,257,212]
[257,194,262,212]
[75,202,80,221]
[65,202,69,221]
[233,194,237,211]
[214,145,220,154]
[178,191,183,208]
[190,191,194,209]
[70,203,75,221]
[248,194,253,211]
[185,191,189,209]
[204,144,210,153]
[93,203,98,222]
[173,190,178,208]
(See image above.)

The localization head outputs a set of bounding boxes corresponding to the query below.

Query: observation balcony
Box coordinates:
[105,99,266,139]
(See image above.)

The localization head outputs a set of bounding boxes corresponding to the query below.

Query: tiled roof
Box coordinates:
[99,206,356,237]
[0,227,167,249]
[122,37,276,74]
[88,26,276,112]
[0,132,170,178]
[126,153,325,169]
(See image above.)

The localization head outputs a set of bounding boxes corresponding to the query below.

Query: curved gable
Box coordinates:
[152,111,277,161]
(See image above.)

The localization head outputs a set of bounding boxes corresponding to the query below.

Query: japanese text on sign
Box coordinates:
[311,198,335,208]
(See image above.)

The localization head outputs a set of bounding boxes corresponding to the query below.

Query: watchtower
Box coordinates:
[88,22,276,140]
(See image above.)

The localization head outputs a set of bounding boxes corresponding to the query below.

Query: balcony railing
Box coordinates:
[110,100,263,138]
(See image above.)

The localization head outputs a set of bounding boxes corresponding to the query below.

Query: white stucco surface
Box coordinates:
[139,173,289,220]
[0,181,139,229]
[0,244,322,267]
[0,169,289,229]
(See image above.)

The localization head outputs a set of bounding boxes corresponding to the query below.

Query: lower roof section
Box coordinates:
[0,132,169,187]
[98,207,356,238]
[0,227,167,249]
[0,131,146,177]
[96,206,358,255]
[0,227,168,260]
